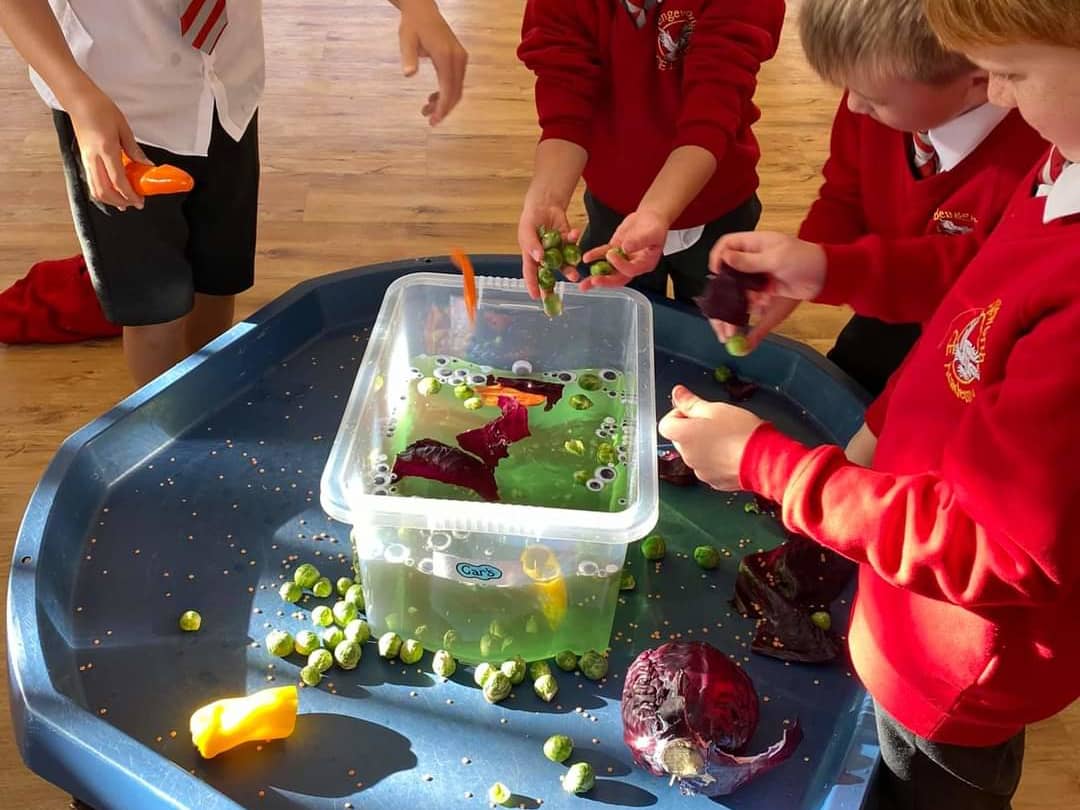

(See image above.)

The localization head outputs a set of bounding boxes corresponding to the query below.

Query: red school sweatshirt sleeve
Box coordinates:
[518,0,605,150]
[740,300,1080,608]
[798,96,869,245]
[815,231,984,324]
[672,0,784,162]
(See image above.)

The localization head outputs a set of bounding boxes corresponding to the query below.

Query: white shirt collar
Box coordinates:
[927,103,1011,173]
[1038,161,1080,223]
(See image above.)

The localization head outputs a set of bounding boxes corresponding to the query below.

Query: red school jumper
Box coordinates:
[518,0,785,228]
[741,156,1080,745]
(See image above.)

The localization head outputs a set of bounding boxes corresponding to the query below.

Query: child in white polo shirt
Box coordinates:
[0,0,467,385]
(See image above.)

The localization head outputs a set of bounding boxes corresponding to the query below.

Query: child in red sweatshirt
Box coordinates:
[516,0,785,303]
[661,1,1080,808]
[716,0,1046,402]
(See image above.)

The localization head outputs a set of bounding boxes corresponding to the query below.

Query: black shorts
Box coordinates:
[53,108,260,326]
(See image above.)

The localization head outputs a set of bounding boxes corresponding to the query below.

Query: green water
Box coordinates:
[356,356,635,662]
[356,529,625,665]
[381,356,632,512]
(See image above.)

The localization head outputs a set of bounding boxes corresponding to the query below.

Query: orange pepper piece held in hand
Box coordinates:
[450,247,477,324]
[122,153,194,196]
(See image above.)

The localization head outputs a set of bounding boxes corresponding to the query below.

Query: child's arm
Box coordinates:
[585,1,785,284]
[0,0,147,208]
[712,228,986,329]
[662,299,1080,608]
[517,0,604,297]
[389,0,468,125]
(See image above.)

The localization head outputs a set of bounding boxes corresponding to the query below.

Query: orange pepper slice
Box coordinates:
[449,247,477,324]
[122,152,195,196]
[474,384,547,408]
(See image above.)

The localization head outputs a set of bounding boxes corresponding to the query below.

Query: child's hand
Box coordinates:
[66,84,149,210]
[658,385,764,491]
[706,232,827,346]
[580,208,666,291]
[518,204,581,299]
[397,0,468,125]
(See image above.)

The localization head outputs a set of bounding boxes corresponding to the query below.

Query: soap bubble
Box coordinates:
[512,360,533,375]
[418,558,435,575]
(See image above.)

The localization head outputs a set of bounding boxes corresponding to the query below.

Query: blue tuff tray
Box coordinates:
[9,257,878,810]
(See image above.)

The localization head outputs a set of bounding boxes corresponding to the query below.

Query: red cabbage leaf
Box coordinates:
[391,439,500,502]
[456,395,531,467]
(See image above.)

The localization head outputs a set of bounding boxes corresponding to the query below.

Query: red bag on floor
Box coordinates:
[0,255,121,344]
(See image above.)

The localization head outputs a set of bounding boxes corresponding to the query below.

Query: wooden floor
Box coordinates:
[0,1,1075,807]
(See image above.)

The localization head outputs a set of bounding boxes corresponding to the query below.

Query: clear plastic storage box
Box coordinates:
[321,273,658,662]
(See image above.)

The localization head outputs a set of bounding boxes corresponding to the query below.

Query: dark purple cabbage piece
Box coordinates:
[694,264,770,327]
[391,439,499,502]
[622,641,802,796]
[724,375,759,403]
[733,533,856,663]
[658,446,696,486]
[487,376,564,411]
[456,396,531,467]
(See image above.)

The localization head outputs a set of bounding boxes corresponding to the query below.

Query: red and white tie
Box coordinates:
[1040,147,1072,188]
[181,0,228,55]
[911,131,939,179]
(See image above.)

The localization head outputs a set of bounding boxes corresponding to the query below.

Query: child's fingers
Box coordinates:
[522,253,541,300]
[422,92,438,117]
[399,29,421,77]
[720,248,775,278]
[710,319,738,342]
[582,244,612,264]
[431,43,467,125]
[747,297,799,348]
[561,265,581,283]
[89,154,130,210]
[606,249,634,276]
[119,125,151,166]
[581,272,632,291]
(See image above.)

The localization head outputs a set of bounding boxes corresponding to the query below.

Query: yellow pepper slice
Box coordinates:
[190,685,298,759]
[521,544,568,630]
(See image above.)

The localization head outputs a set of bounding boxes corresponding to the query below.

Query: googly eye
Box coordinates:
[617,498,628,506]
[384,543,409,563]
[469,374,487,386]
[429,532,453,551]
[373,487,389,496]
[608,390,618,398]
[409,367,423,379]
[434,356,449,366]
[557,371,577,382]
[418,558,435,575]
[595,429,609,438]
[512,360,533,375]
[372,474,388,487]
[375,463,390,474]
[388,486,398,494]
[596,466,617,481]
[601,369,619,381]
[603,416,616,426]
[578,560,600,577]
[434,367,453,380]
[586,478,604,492]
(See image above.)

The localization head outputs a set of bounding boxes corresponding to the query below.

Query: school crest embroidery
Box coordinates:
[657,9,695,69]
[944,299,1001,403]
[933,208,978,236]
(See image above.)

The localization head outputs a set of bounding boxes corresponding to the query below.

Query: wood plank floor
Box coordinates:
[1,1,1075,807]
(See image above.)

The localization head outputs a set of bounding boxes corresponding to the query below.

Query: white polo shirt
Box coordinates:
[31,0,265,157]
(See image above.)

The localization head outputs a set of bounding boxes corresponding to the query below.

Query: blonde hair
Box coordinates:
[799,0,974,84]
[925,0,1080,50]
